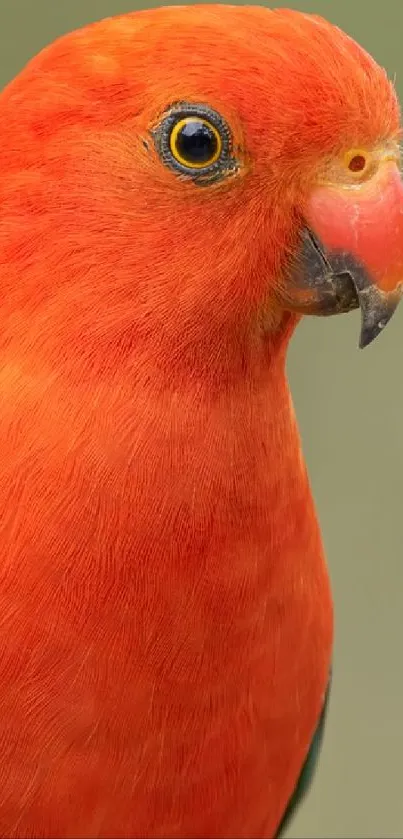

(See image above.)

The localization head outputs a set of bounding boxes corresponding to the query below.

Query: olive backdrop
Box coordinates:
[1,0,402,837]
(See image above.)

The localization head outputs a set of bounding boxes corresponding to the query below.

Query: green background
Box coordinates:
[2,1,402,836]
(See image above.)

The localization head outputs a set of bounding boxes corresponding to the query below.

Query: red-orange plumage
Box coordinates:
[0,5,399,838]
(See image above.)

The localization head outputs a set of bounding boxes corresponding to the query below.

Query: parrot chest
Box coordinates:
[0,374,334,838]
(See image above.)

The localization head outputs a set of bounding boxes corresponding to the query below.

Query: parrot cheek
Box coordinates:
[280,162,403,348]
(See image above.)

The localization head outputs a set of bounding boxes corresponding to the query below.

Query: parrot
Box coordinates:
[0,4,402,838]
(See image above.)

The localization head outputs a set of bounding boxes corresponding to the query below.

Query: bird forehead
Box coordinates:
[10,5,398,166]
[42,6,365,86]
[84,9,393,125]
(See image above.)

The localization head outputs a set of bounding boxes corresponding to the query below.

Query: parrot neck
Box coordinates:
[5,307,324,612]
[117,311,324,589]
[131,310,300,390]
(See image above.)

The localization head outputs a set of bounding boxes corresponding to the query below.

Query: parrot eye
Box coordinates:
[153,103,238,183]
[170,117,221,169]
[344,148,371,177]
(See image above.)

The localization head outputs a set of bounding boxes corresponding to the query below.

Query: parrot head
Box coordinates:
[1,4,402,379]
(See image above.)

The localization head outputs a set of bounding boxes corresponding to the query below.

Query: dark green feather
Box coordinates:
[277,672,332,837]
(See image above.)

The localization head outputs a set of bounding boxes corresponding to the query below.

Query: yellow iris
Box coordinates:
[169,117,222,169]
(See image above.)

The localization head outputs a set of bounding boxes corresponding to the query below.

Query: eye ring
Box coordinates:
[153,102,237,183]
[344,148,370,176]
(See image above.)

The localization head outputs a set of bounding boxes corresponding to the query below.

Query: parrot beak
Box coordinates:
[284,159,403,347]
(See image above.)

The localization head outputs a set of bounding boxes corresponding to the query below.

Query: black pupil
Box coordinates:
[175,120,218,165]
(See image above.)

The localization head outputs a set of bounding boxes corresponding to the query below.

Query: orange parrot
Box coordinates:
[0,5,401,838]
